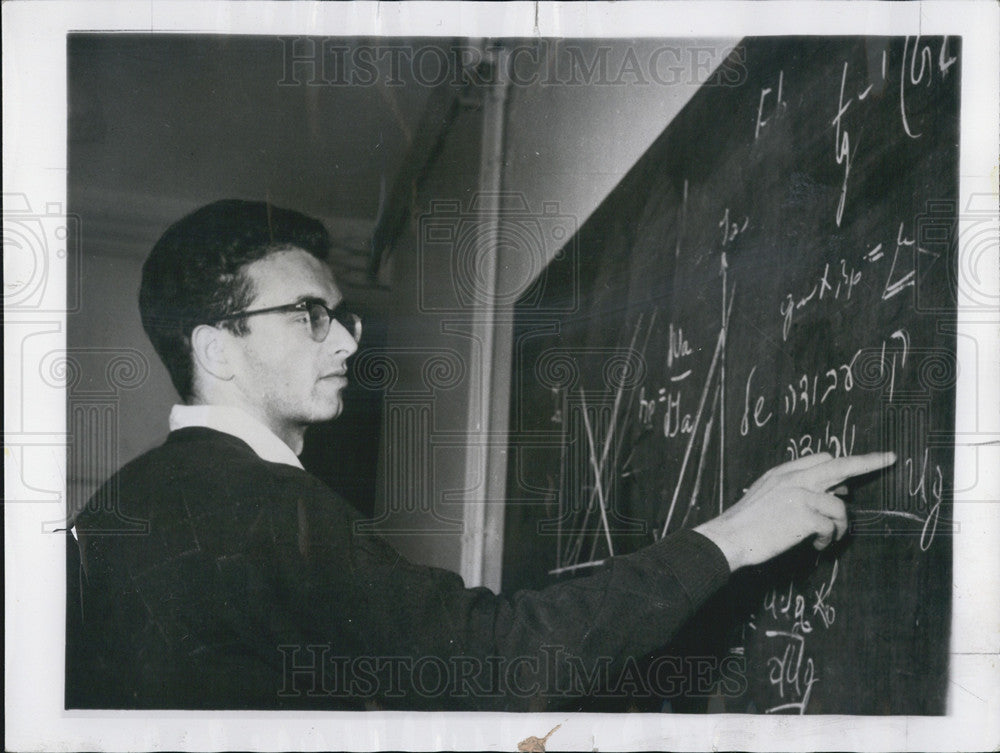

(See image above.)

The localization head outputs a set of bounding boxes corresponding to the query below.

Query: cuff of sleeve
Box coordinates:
[648,528,731,607]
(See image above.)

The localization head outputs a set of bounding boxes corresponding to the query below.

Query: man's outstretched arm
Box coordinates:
[288,449,896,709]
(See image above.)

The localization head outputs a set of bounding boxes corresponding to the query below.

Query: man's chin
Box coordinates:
[313,381,347,417]
[308,398,344,424]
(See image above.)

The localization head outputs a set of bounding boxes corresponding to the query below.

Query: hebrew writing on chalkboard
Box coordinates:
[504,36,959,715]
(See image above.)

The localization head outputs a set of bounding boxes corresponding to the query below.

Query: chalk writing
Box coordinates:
[660,287,736,538]
[785,405,856,460]
[883,222,917,300]
[811,560,838,629]
[637,387,655,429]
[550,315,654,575]
[855,222,941,303]
[857,327,911,402]
[792,593,813,635]
[762,581,792,621]
[900,36,956,139]
[832,62,856,226]
[718,253,729,515]
[902,449,944,551]
[760,557,840,713]
[719,207,750,246]
[740,365,773,436]
[667,322,693,369]
[765,632,818,714]
[755,69,787,139]
[853,452,943,551]
[661,389,694,439]
[782,352,859,416]
[780,260,861,340]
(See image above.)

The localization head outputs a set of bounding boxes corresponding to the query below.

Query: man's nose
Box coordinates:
[328,319,359,357]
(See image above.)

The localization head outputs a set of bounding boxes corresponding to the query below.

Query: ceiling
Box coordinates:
[68,34,449,258]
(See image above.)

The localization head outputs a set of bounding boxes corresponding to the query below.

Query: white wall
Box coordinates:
[500,38,738,284]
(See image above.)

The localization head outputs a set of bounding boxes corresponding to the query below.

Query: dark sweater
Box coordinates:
[67,427,729,711]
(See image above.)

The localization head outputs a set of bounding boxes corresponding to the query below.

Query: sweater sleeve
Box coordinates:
[282,479,731,711]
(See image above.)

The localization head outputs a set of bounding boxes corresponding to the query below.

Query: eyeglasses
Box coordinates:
[215,299,362,343]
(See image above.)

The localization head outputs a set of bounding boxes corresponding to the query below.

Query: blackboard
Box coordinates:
[503,36,959,715]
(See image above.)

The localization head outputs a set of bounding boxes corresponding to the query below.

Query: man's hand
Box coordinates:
[693,451,897,571]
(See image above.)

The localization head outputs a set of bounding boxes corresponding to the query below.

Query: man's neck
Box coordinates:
[268,421,306,456]
[183,398,306,456]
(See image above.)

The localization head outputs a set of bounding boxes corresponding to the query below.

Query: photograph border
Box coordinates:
[5,2,999,751]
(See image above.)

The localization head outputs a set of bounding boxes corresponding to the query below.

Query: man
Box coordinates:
[67,199,895,711]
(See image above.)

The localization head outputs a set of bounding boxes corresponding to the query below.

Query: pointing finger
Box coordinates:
[803,452,897,490]
[748,452,833,494]
[774,452,834,475]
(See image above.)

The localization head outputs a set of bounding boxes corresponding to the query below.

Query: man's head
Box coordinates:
[140,200,359,446]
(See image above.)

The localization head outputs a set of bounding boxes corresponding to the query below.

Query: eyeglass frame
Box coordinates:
[213,298,362,343]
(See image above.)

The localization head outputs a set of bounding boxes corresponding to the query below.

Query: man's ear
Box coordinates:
[190,324,235,382]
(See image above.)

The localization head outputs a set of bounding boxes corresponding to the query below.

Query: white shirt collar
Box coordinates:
[168,404,304,470]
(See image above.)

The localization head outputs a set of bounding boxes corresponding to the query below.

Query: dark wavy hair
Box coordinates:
[139,199,331,400]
